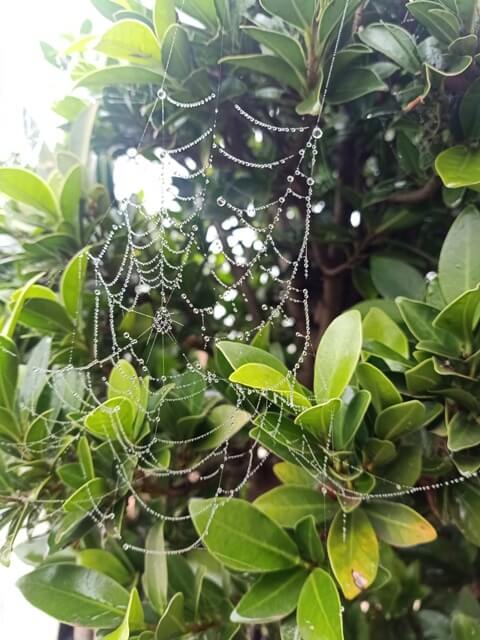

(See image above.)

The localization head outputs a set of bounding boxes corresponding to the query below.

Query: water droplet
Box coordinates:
[312,126,323,140]
[157,88,166,100]
[217,196,226,207]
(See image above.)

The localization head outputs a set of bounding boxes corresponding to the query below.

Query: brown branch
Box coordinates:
[386,176,440,204]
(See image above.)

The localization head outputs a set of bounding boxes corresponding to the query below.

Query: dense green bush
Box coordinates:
[2,1,480,639]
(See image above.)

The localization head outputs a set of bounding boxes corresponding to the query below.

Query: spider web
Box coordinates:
[4,0,476,562]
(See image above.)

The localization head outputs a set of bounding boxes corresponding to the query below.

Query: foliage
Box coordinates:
[2,0,480,639]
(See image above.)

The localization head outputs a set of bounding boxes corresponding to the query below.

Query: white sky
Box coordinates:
[0,0,98,160]
[0,3,99,638]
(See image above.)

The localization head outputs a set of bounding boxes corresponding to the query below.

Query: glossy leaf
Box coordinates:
[60,247,89,318]
[242,26,306,76]
[189,498,300,572]
[435,146,480,189]
[155,592,184,640]
[144,521,168,614]
[327,509,379,600]
[297,569,344,640]
[96,19,162,65]
[0,336,18,411]
[363,307,409,358]
[60,164,82,237]
[328,67,388,105]
[220,54,304,94]
[260,0,316,29]
[357,362,402,413]
[16,564,129,628]
[231,568,308,624]
[0,167,59,217]
[365,502,437,547]
[314,310,362,403]
[84,397,136,441]
[358,22,420,74]
[77,549,131,585]
[108,359,141,405]
[371,256,425,300]
[254,485,337,528]
[438,206,480,302]
[295,399,341,441]
[153,0,176,40]
[196,404,250,450]
[375,400,426,440]
[294,515,325,564]
[230,363,310,407]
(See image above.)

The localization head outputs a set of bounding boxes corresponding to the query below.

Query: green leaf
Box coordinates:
[254,486,337,528]
[20,337,50,411]
[63,478,107,517]
[407,1,460,42]
[260,0,316,29]
[365,502,437,547]
[433,286,480,348]
[77,549,131,584]
[230,363,310,408]
[0,167,60,217]
[358,22,420,74]
[241,26,306,76]
[155,592,184,640]
[405,358,442,395]
[334,390,371,450]
[450,481,480,545]
[108,359,141,406]
[460,77,480,139]
[96,20,162,65]
[144,521,168,614]
[438,206,480,302]
[327,509,379,600]
[371,256,425,300]
[362,307,409,358]
[295,399,341,441]
[75,65,164,90]
[161,24,191,78]
[452,613,480,640]
[435,146,480,189]
[189,498,300,572]
[220,54,304,94]
[447,412,480,452]
[196,404,250,450]
[357,362,402,413]
[105,588,144,640]
[16,297,74,335]
[397,298,446,341]
[294,515,325,564]
[0,336,18,411]
[297,569,344,640]
[217,340,288,375]
[314,310,362,403]
[153,0,176,40]
[60,165,82,237]
[16,564,129,628]
[84,397,136,441]
[60,247,89,318]
[273,462,315,487]
[318,0,363,53]
[53,96,88,122]
[176,0,217,30]
[375,400,426,440]
[328,67,388,105]
[231,568,308,624]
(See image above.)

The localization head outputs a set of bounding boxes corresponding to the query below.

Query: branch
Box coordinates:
[386,176,440,204]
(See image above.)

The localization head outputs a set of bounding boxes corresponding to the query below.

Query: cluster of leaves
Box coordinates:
[2,0,480,639]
